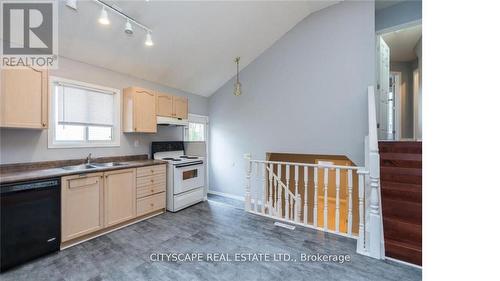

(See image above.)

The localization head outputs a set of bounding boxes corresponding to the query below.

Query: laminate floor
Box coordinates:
[0,201,421,281]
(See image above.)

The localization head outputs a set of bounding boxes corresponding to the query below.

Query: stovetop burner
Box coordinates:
[179,156,198,159]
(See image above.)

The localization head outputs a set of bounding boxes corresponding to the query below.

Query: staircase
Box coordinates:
[379,141,422,265]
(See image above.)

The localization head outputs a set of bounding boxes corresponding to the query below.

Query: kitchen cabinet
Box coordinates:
[104,168,136,227]
[156,92,188,119]
[173,96,188,119]
[61,173,103,242]
[0,67,48,129]
[156,94,174,117]
[136,165,167,216]
[123,87,157,133]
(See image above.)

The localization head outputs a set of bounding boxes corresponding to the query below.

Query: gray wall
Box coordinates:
[376,0,422,32]
[208,1,375,196]
[0,57,209,164]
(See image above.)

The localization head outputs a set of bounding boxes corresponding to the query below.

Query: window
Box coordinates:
[48,77,120,148]
[184,114,208,142]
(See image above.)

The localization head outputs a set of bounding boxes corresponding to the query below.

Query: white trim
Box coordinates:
[48,76,121,148]
[207,190,244,201]
[376,19,422,35]
[391,71,402,140]
[385,257,422,269]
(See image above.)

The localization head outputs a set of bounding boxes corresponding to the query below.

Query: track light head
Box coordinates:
[124,20,133,35]
[98,7,110,25]
[145,32,154,46]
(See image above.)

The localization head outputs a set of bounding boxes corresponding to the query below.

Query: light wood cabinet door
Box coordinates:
[134,89,157,132]
[156,93,174,117]
[122,87,157,133]
[0,68,48,129]
[104,168,136,227]
[173,96,188,119]
[61,173,103,242]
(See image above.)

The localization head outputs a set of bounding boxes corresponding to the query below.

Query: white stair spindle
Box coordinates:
[356,172,366,252]
[262,163,266,215]
[347,169,353,235]
[296,194,302,223]
[244,155,252,211]
[268,164,273,215]
[335,168,340,232]
[253,162,258,212]
[323,167,329,231]
[313,167,318,227]
[294,165,299,222]
[277,164,282,217]
[285,165,290,219]
[304,166,309,224]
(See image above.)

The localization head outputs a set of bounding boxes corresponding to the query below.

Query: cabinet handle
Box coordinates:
[150,170,154,173]
[151,189,154,193]
[42,122,46,127]
[150,203,154,207]
[150,179,154,183]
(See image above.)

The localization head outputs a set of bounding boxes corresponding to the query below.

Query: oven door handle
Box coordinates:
[174,161,204,168]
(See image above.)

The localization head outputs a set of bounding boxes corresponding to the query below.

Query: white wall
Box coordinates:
[208,1,375,196]
[0,57,209,164]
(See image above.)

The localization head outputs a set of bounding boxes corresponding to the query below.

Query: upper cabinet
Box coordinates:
[123,87,157,133]
[156,92,188,120]
[156,94,173,117]
[0,68,48,129]
[173,96,188,119]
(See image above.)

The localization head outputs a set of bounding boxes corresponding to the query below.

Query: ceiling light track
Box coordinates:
[91,0,153,46]
[94,0,151,33]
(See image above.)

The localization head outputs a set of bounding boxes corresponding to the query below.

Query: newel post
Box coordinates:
[244,153,252,211]
[368,150,382,259]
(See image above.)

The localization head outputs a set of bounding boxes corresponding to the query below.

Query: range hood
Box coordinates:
[157,116,188,126]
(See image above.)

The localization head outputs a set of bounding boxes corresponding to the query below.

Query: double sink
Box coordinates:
[62,162,128,171]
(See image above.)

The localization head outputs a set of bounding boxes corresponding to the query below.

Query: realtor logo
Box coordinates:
[1,0,58,68]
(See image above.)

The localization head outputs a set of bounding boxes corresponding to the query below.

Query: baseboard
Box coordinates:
[385,257,422,269]
[207,190,244,201]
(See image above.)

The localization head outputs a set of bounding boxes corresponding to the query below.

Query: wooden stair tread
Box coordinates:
[381,182,421,202]
[380,153,422,161]
[385,239,422,265]
[380,166,422,176]
[382,198,421,224]
[383,217,422,246]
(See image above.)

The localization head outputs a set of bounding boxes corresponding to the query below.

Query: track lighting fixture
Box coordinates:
[98,6,110,25]
[145,32,154,46]
[124,20,133,35]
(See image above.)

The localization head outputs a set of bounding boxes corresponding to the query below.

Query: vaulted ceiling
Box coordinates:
[58,0,339,97]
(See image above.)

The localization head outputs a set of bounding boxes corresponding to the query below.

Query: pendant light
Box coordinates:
[234,57,242,96]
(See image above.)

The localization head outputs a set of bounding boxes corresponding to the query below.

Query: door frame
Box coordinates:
[391,71,402,140]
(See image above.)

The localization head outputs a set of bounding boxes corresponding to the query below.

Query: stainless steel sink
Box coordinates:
[61,164,99,171]
[92,162,128,167]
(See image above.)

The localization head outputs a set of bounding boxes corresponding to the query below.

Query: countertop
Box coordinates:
[0,156,166,185]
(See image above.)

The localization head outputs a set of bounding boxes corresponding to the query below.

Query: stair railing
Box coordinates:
[244,155,368,240]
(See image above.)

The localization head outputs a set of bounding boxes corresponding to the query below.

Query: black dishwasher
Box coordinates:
[1,178,61,272]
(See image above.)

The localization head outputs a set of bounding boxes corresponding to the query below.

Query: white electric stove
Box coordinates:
[151,142,205,212]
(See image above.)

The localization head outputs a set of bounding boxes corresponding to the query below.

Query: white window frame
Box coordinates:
[48,76,121,148]
[184,114,208,143]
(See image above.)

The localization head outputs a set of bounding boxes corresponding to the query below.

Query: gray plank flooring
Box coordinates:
[0,201,421,281]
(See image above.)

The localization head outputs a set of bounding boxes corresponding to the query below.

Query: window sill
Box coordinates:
[48,142,120,149]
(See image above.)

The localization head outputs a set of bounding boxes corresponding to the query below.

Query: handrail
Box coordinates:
[252,159,367,172]
[266,166,296,200]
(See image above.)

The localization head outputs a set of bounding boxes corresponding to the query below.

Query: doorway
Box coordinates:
[376,23,422,140]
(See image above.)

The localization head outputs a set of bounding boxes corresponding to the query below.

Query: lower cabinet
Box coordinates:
[104,169,136,227]
[61,173,103,242]
[61,165,166,244]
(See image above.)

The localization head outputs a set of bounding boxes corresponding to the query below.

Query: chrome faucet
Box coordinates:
[86,153,92,165]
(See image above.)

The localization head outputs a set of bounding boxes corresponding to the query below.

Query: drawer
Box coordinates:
[137,182,166,199]
[137,165,166,177]
[136,174,165,188]
[136,192,166,217]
